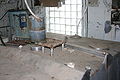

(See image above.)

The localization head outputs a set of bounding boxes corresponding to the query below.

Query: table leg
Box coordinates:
[50,48,54,56]
[62,43,65,51]
[42,46,45,53]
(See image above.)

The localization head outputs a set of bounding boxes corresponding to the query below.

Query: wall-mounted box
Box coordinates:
[8,10,30,40]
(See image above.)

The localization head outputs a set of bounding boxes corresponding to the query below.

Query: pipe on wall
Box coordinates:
[24,0,42,21]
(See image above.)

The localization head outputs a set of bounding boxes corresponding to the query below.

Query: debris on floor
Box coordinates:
[0,46,85,80]
[18,45,23,49]
[65,62,75,68]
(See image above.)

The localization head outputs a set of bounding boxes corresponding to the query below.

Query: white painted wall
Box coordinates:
[87,0,112,40]
[86,0,120,42]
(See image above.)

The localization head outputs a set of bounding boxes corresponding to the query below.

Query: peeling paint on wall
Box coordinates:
[87,0,112,40]
[0,2,17,27]
[0,1,17,37]
[88,0,100,7]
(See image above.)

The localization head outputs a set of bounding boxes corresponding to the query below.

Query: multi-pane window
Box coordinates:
[46,0,82,35]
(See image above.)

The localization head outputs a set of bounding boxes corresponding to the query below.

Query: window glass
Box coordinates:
[46,0,82,36]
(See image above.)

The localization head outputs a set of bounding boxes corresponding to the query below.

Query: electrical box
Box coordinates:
[19,14,27,28]
[8,10,30,40]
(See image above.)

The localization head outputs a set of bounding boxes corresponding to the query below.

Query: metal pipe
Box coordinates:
[42,46,45,53]
[24,0,42,21]
[50,48,54,56]
[62,43,65,51]
[76,6,88,35]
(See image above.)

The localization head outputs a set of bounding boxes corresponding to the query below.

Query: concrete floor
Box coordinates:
[0,33,120,80]
[0,46,84,80]
[0,45,103,80]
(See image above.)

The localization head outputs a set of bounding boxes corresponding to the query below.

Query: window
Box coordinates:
[46,0,82,35]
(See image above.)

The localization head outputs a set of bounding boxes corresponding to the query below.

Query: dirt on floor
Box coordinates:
[0,44,103,80]
[29,45,103,72]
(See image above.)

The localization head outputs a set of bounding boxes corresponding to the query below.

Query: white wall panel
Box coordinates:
[87,0,112,40]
